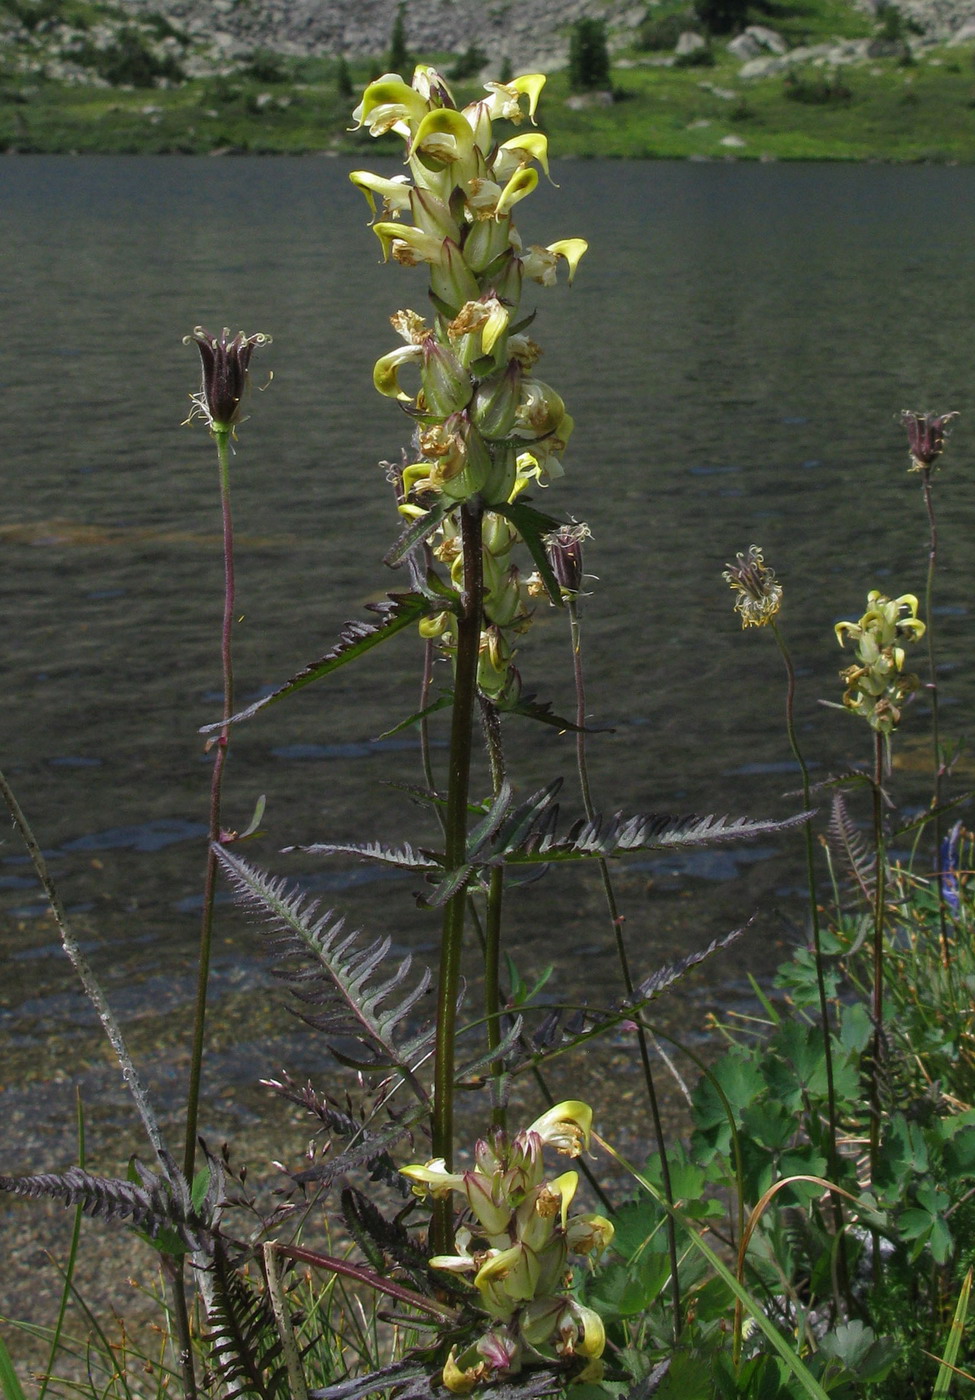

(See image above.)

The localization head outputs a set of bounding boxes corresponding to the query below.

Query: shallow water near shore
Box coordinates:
[2,159,974,1284]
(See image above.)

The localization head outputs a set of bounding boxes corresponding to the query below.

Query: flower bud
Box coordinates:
[902,409,958,471]
[430,238,481,315]
[472,362,521,440]
[545,522,589,596]
[184,326,270,433]
[421,337,473,416]
[462,211,515,273]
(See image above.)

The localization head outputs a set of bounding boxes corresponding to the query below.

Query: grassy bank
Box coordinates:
[5,41,975,160]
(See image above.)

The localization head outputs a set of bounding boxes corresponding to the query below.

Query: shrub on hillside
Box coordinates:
[569,17,612,90]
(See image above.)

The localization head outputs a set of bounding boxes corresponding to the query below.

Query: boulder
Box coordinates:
[739,53,791,76]
[745,24,788,53]
[727,32,762,58]
[675,30,708,55]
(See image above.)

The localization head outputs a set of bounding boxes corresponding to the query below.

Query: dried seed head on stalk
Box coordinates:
[723,545,783,629]
[184,326,271,433]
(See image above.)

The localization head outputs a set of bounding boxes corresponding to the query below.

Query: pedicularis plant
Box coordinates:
[2,68,974,1400]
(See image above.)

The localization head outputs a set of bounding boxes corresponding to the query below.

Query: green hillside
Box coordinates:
[3,0,975,158]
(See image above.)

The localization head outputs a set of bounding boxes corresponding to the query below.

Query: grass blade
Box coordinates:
[933,1266,972,1399]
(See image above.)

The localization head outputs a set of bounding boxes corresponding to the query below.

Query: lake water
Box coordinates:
[2,156,974,1164]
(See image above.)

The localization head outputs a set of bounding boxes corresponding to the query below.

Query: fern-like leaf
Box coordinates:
[288,1105,425,1191]
[206,1241,289,1400]
[0,1163,206,1251]
[310,1360,562,1399]
[215,847,435,1085]
[826,791,876,904]
[511,926,748,1071]
[200,593,438,735]
[261,1075,411,1194]
[289,839,439,872]
[633,925,748,1003]
[489,805,811,867]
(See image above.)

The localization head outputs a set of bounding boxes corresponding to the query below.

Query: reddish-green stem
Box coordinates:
[921,466,951,970]
[184,426,235,1184]
[567,597,682,1341]
[431,500,484,1255]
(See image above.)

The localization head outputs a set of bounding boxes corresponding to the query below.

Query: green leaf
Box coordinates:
[383,496,456,567]
[604,1142,833,1400]
[693,1051,766,1135]
[0,1333,29,1400]
[585,1255,672,1320]
[941,1123,975,1178]
[492,498,563,605]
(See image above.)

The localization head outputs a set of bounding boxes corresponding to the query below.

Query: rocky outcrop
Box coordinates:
[114,0,647,71]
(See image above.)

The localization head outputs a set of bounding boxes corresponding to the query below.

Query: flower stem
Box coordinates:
[921,466,951,970]
[567,597,682,1341]
[480,699,507,1131]
[431,500,484,1255]
[184,426,235,1184]
[868,731,888,1211]
[771,620,850,1307]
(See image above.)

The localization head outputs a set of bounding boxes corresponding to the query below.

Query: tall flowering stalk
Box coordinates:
[902,410,958,968]
[351,66,585,1253]
[834,589,925,1198]
[723,547,849,1312]
[182,326,270,1181]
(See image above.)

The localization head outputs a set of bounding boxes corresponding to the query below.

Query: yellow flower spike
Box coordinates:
[418,611,450,640]
[442,1348,483,1395]
[372,344,422,401]
[566,1213,615,1259]
[507,73,546,121]
[348,170,412,221]
[495,166,539,219]
[411,107,476,171]
[480,300,510,356]
[549,1170,578,1227]
[400,1158,467,1197]
[494,132,551,181]
[352,76,429,137]
[474,1242,539,1308]
[547,238,588,284]
[528,1101,593,1156]
[554,1300,606,1360]
[373,221,444,267]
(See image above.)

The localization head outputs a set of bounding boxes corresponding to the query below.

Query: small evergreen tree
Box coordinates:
[335,54,353,98]
[568,17,611,91]
[693,0,748,35]
[387,4,411,74]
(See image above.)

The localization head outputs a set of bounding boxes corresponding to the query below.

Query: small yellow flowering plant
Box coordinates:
[835,590,926,735]
[402,1102,613,1392]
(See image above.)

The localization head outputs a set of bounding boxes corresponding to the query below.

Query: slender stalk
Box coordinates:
[0,769,197,1396]
[184,426,235,1184]
[868,732,888,1211]
[567,597,682,1340]
[39,1092,86,1400]
[480,699,507,1131]
[431,500,484,1255]
[767,627,846,1288]
[921,466,951,969]
[0,771,175,1175]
